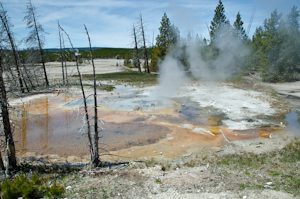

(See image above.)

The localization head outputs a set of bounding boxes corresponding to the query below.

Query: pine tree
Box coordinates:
[278,6,300,81]
[287,6,300,36]
[250,8,300,82]
[156,13,172,51]
[150,12,179,71]
[233,12,247,41]
[210,0,230,43]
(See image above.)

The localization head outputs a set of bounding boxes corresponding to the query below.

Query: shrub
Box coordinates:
[0,172,64,199]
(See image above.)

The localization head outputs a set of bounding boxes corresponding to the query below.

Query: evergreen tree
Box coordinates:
[233,12,247,41]
[250,7,300,82]
[150,12,179,71]
[210,0,230,43]
[155,13,178,55]
[278,6,300,81]
[286,6,300,36]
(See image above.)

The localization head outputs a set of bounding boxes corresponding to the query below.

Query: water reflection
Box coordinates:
[11,94,300,158]
[21,105,27,154]
[285,109,300,136]
[13,97,82,156]
[12,96,170,157]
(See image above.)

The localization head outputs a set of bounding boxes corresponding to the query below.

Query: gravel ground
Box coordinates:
[60,159,298,199]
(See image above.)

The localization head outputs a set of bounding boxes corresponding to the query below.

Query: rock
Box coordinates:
[67,156,77,163]
[264,185,275,189]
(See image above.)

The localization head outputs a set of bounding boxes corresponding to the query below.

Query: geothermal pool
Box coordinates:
[10,82,299,161]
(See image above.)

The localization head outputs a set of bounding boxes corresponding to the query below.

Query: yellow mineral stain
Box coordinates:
[10,92,286,162]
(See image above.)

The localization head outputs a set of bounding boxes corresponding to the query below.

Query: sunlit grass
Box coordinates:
[79,71,158,87]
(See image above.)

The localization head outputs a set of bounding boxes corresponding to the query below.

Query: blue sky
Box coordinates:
[1,0,299,49]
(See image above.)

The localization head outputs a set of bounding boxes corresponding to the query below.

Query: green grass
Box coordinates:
[216,139,300,195]
[179,139,300,196]
[80,71,157,87]
[226,75,245,83]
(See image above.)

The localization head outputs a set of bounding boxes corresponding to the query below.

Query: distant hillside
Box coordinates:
[45,47,104,52]
[44,47,132,62]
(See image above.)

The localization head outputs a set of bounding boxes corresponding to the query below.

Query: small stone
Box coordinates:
[264,185,275,189]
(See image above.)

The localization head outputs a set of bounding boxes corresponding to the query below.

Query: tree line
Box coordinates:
[44,48,132,62]
[148,0,300,82]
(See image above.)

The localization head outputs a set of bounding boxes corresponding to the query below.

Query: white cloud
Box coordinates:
[0,0,298,48]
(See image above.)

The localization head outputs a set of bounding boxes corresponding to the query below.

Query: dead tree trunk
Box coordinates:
[20,67,30,92]
[59,26,94,162]
[35,23,48,86]
[58,21,65,85]
[24,0,49,86]
[139,14,149,73]
[0,54,17,170]
[0,152,4,171]
[133,23,141,73]
[84,24,101,167]
[62,34,68,85]
[22,63,35,90]
[0,3,24,93]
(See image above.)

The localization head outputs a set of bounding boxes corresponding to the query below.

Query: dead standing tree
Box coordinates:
[0,3,25,93]
[84,24,101,166]
[58,21,65,85]
[59,25,98,166]
[0,53,17,172]
[138,13,150,73]
[23,0,49,87]
[61,33,68,85]
[133,23,141,73]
